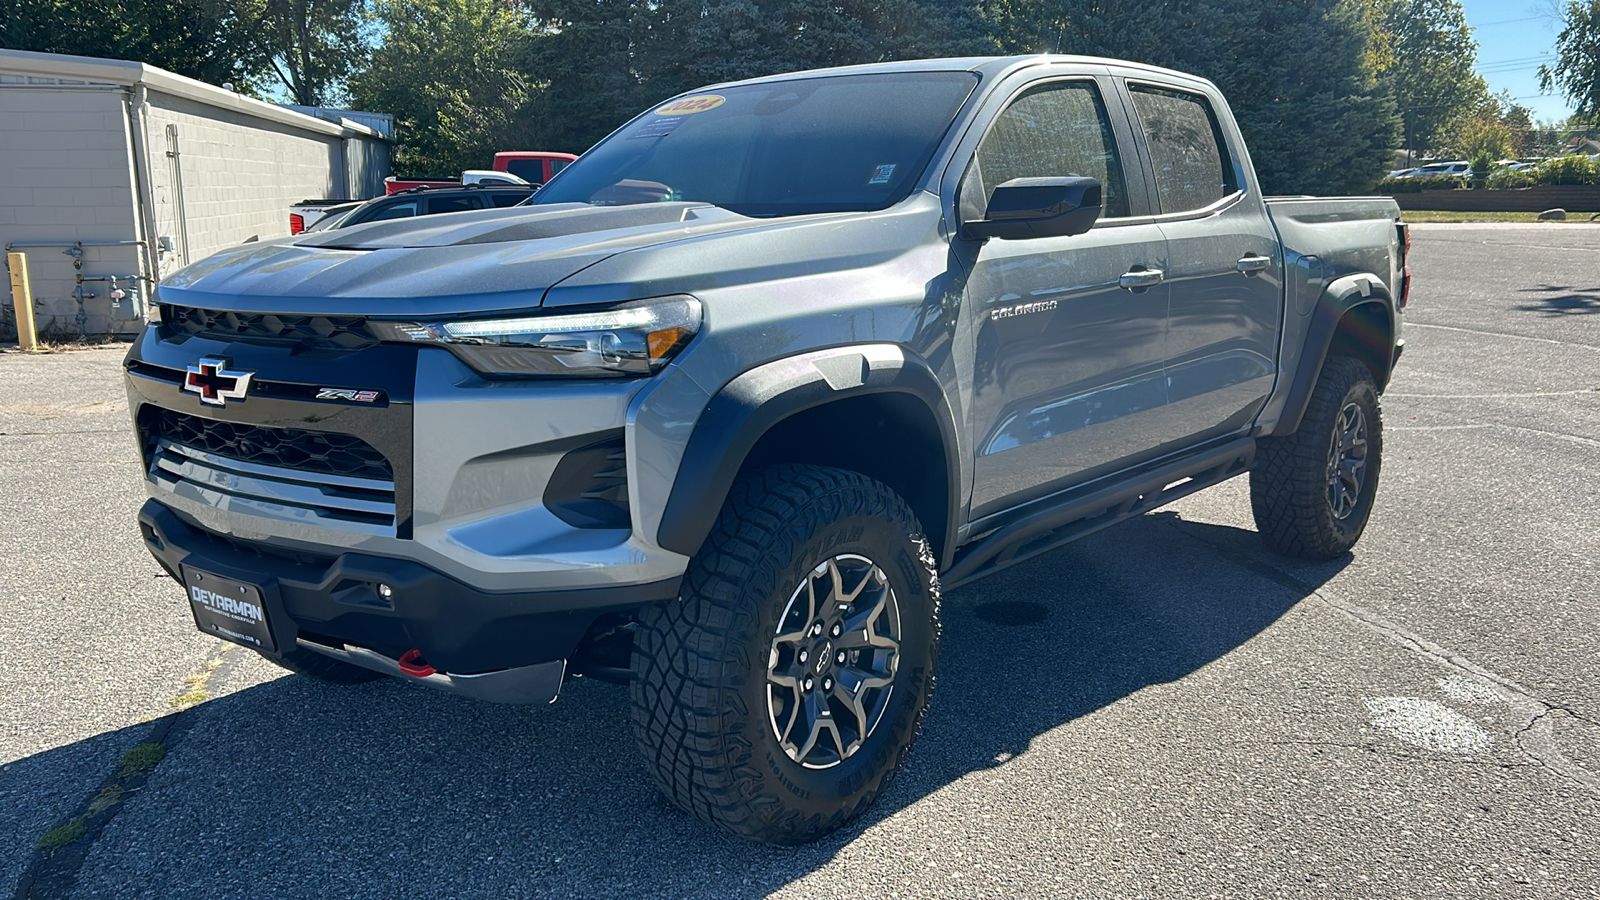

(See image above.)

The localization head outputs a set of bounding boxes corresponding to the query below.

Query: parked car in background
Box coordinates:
[1411,160,1469,179]
[311,184,538,230]
[302,201,361,232]
[492,151,579,184]
[1386,167,1417,178]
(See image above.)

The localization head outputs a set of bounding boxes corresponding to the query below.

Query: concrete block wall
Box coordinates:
[0,83,144,339]
[143,93,345,267]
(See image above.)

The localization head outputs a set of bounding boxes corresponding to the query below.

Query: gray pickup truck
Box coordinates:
[124,55,1407,844]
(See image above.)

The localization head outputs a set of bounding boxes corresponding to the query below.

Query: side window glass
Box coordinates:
[1128,86,1235,214]
[427,196,483,214]
[361,201,418,223]
[971,81,1129,219]
[490,193,529,208]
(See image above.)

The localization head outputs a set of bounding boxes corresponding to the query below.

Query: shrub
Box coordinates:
[1487,167,1538,189]
[1532,155,1600,185]
[1378,175,1464,193]
[1470,151,1494,182]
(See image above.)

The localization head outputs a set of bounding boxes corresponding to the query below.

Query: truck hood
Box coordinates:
[157,195,943,317]
[157,203,774,317]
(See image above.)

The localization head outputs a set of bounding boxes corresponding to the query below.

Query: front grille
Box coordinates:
[160,304,378,350]
[141,408,391,481]
[139,408,397,533]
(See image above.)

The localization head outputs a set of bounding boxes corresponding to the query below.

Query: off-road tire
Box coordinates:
[258,647,384,684]
[1251,355,1383,560]
[630,464,940,845]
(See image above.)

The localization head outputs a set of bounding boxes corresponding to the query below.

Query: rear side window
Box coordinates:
[426,195,484,214]
[504,159,545,182]
[361,200,418,223]
[971,81,1129,219]
[489,193,529,208]
[1128,86,1235,214]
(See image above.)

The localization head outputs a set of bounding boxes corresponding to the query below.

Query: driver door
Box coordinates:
[962,77,1173,518]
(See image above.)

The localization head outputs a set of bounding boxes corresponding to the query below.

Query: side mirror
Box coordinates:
[964,176,1102,240]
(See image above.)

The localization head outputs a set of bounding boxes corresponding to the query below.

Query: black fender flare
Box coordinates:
[655,344,962,567]
[1274,273,1398,436]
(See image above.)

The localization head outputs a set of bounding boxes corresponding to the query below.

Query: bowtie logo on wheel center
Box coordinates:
[183,357,253,407]
[814,640,833,675]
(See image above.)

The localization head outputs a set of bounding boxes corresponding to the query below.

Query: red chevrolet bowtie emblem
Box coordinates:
[183,357,253,406]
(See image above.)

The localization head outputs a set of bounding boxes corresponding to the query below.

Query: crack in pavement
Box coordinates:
[12,641,239,900]
[1163,514,1600,794]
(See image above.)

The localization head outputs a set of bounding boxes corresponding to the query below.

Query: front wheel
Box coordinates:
[630,464,940,844]
[1250,355,1383,560]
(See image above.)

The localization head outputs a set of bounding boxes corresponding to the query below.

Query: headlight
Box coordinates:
[371,296,701,378]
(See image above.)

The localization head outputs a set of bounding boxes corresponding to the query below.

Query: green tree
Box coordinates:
[350,0,537,174]
[516,0,994,153]
[1365,0,1489,161]
[989,0,1398,195]
[1540,0,1600,119]
[252,0,370,106]
[0,0,269,92]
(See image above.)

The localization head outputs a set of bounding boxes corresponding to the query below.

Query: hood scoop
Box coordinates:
[299,202,725,250]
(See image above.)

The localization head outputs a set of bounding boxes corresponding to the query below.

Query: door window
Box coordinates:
[1128,86,1235,214]
[504,159,545,182]
[360,200,419,223]
[970,81,1129,219]
[426,195,484,214]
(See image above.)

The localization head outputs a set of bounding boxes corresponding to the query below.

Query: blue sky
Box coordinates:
[1460,0,1577,122]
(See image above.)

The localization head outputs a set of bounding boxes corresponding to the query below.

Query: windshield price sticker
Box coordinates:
[654,95,726,116]
[631,116,682,140]
[869,163,897,185]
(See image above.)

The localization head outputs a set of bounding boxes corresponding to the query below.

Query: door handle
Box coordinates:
[1119,268,1164,290]
[1236,254,1272,275]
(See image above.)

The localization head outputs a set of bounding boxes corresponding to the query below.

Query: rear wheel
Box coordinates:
[630,464,940,844]
[1251,355,1383,560]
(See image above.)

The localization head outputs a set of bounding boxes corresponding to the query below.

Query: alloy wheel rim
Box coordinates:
[1326,401,1369,520]
[766,553,901,769]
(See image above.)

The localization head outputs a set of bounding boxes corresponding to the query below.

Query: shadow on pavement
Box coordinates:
[5,513,1345,899]
[1515,284,1600,316]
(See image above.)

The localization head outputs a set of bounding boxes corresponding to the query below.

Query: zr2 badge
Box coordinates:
[316,388,381,403]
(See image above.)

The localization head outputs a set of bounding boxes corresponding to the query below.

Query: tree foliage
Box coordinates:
[989,0,1398,195]
[0,0,367,104]
[513,0,996,153]
[0,0,268,91]
[1540,0,1600,119]
[350,0,535,174]
[1363,0,1488,158]
[250,0,370,106]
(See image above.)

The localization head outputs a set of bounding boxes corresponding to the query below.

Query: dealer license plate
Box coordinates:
[183,566,276,654]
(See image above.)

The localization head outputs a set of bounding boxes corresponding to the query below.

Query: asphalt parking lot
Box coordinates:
[2,223,1597,899]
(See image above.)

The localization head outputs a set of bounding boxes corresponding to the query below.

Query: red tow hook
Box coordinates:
[397,649,436,678]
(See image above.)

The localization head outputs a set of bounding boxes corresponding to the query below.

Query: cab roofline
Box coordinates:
[685,54,1217,93]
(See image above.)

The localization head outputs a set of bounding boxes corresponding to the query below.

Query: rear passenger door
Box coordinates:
[1121,81,1282,448]
[962,75,1173,518]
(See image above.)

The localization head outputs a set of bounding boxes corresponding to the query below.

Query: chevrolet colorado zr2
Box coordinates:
[125,55,1408,844]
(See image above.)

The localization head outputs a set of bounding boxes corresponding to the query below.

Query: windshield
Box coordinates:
[534,71,980,217]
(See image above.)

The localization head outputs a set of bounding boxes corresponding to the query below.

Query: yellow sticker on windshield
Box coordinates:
[654,95,726,116]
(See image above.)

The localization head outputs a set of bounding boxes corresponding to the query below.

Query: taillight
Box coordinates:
[289,214,305,235]
[1396,221,1411,309]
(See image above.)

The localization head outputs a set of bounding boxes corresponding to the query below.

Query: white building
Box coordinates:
[1,49,390,339]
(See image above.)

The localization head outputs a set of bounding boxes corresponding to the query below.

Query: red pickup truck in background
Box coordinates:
[381,151,579,194]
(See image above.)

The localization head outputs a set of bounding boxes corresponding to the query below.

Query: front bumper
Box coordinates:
[140,500,680,683]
